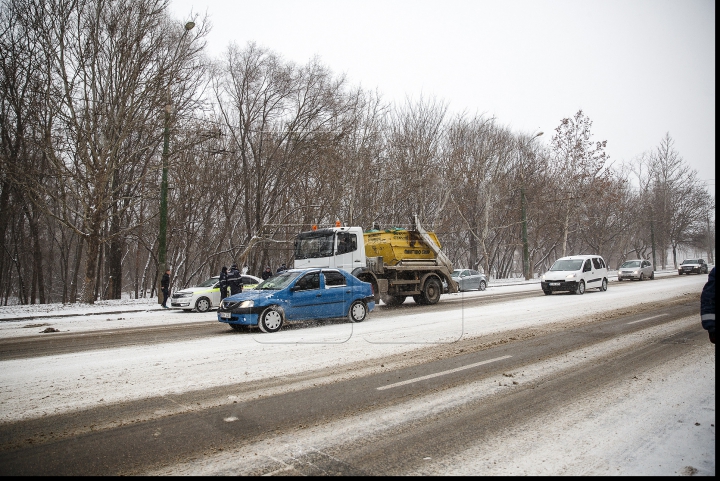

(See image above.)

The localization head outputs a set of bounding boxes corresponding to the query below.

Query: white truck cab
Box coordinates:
[294,226,366,273]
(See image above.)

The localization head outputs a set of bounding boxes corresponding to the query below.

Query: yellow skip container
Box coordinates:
[363,228,441,266]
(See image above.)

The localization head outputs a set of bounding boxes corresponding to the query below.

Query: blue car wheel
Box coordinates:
[258,306,283,333]
[348,300,367,323]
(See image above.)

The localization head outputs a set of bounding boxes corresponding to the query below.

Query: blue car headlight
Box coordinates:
[223,299,254,309]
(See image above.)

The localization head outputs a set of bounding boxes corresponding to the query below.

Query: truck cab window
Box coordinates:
[294,231,335,259]
[336,232,357,254]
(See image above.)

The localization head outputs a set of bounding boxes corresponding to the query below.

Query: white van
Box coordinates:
[540,255,609,295]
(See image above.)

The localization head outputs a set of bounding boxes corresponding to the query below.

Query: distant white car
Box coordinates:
[540,255,609,295]
[618,259,654,281]
[171,275,262,312]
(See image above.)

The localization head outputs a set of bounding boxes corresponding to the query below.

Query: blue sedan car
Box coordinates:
[217,268,375,333]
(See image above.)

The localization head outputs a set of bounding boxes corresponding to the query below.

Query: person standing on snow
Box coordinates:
[276,263,287,274]
[261,266,273,280]
[219,266,229,301]
[161,268,171,308]
[227,263,242,295]
[701,267,715,344]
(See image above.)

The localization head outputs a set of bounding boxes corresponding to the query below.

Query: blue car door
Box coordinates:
[321,270,351,318]
[287,271,327,320]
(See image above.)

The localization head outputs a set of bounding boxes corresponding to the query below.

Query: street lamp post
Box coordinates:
[157,21,195,303]
[521,131,543,280]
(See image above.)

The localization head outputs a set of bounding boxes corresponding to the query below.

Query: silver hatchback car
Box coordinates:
[451,269,487,291]
[617,259,654,281]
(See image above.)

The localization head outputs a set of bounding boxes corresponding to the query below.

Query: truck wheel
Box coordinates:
[258,306,283,333]
[381,295,406,306]
[348,300,367,323]
[420,278,442,305]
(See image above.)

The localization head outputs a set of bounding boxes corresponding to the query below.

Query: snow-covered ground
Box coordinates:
[0,271,714,475]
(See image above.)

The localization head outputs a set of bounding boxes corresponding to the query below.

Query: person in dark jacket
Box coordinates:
[219,266,229,300]
[161,268,171,308]
[276,263,287,274]
[261,266,273,280]
[701,267,715,344]
[227,264,242,295]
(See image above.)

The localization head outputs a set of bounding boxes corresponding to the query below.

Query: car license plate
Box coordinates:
[549,282,560,286]
[220,312,232,319]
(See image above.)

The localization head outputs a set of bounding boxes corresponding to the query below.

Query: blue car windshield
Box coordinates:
[256,271,301,290]
[550,259,583,271]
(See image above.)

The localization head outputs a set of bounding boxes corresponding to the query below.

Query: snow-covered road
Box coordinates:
[0,272,714,475]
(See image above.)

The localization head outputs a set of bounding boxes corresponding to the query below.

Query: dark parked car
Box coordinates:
[678,259,709,275]
[217,268,375,333]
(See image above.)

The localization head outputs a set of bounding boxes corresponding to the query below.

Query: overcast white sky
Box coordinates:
[169,0,715,189]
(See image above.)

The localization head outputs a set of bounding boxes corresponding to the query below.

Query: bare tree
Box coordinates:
[549,110,609,257]
[444,115,518,276]
[211,43,359,274]
[643,134,712,268]
[7,0,208,303]
[382,96,449,227]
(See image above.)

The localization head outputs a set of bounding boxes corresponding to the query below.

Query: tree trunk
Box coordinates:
[107,236,123,299]
[82,233,100,304]
[0,180,9,299]
[561,209,570,257]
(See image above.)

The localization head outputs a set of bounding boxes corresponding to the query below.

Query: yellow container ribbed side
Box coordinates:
[363,229,441,266]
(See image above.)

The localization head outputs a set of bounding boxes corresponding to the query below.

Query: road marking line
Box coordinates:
[627,314,669,325]
[377,355,512,391]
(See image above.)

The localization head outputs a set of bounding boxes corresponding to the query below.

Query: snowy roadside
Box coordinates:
[0,270,683,339]
[0,272,713,475]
